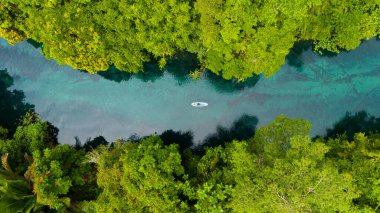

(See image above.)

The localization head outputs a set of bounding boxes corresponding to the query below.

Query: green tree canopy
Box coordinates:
[321,133,380,210]
[0,107,379,212]
[1,0,380,80]
[27,144,91,210]
[83,136,189,212]
[0,113,57,175]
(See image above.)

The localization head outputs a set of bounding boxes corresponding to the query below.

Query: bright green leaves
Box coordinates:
[195,0,311,79]
[83,117,378,212]
[0,113,379,211]
[222,126,359,212]
[0,113,91,211]
[303,0,380,53]
[0,114,56,175]
[1,0,380,79]
[28,144,90,210]
[187,146,232,212]
[28,3,109,73]
[264,136,358,212]
[0,3,26,44]
[29,149,71,210]
[250,115,311,162]
[86,136,188,212]
[84,0,195,73]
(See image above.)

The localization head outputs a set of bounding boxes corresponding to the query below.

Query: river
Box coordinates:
[0,38,379,144]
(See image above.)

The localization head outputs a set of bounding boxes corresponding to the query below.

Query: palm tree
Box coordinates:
[0,153,42,213]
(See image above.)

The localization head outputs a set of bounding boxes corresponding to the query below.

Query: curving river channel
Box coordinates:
[0,38,379,144]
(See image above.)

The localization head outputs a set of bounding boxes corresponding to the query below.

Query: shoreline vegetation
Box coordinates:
[0,69,379,212]
[1,0,380,80]
[1,108,380,212]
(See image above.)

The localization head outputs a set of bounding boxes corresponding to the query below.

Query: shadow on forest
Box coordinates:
[97,52,260,93]
[323,111,380,140]
[0,69,35,135]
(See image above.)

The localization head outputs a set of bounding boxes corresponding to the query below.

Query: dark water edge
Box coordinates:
[2,66,379,147]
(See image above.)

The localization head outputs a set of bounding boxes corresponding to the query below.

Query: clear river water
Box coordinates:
[0,38,379,145]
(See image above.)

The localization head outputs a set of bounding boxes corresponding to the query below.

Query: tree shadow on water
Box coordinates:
[97,61,164,83]
[323,111,380,140]
[74,136,109,151]
[286,40,345,69]
[74,114,258,156]
[286,41,313,68]
[204,72,260,93]
[159,130,193,153]
[154,114,259,155]
[97,65,132,82]
[0,69,35,135]
[135,62,164,82]
[165,52,199,85]
[96,53,260,93]
[195,114,258,154]
[149,114,258,155]
[26,39,43,49]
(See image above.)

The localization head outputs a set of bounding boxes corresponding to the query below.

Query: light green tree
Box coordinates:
[83,136,189,212]
[2,0,380,79]
[225,136,359,212]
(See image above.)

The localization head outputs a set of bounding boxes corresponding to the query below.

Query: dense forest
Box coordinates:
[0,69,379,212]
[1,110,380,212]
[1,0,380,80]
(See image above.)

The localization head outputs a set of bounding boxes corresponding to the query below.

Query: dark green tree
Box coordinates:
[0,69,34,135]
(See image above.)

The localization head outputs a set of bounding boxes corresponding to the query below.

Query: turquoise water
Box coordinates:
[0,38,379,144]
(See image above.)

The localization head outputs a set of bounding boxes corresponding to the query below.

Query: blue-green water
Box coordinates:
[0,38,379,144]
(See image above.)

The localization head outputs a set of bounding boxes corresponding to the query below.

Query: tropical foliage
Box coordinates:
[0,114,378,212]
[1,0,380,79]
